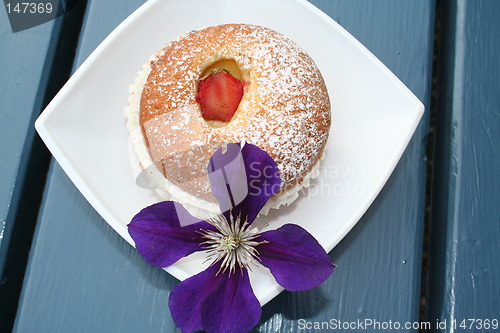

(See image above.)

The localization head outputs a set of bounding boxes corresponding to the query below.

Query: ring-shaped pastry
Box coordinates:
[126,24,331,218]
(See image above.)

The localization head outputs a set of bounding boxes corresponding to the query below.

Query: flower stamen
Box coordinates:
[200,211,267,275]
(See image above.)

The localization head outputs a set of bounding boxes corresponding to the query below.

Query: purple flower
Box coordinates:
[128,143,335,333]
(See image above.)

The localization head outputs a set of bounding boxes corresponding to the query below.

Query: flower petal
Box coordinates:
[128,201,215,267]
[168,263,225,333]
[202,267,261,333]
[256,224,335,291]
[208,142,280,223]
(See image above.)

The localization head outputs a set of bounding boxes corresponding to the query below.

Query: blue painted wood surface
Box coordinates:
[14,0,435,332]
[0,1,61,274]
[426,0,500,328]
[0,6,64,330]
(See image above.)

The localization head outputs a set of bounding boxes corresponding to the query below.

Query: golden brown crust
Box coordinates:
[139,24,330,201]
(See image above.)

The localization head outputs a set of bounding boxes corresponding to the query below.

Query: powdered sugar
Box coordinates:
[126,24,330,217]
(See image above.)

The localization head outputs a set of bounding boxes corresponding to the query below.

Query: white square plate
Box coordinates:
[35,0,424,306]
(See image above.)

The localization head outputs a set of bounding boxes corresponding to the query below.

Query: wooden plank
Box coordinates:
[14,0,435,332]
[426,0,500,328]
[0,0,58,275]
[0,7,63,332]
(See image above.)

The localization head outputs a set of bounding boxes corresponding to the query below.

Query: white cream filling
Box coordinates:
[125,51,324,220]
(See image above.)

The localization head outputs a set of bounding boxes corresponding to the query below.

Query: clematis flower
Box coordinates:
[128,143,335,333]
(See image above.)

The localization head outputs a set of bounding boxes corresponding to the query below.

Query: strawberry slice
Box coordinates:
[196,69,243,122]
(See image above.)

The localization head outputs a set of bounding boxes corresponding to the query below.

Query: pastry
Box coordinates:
[126,24,331,217]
